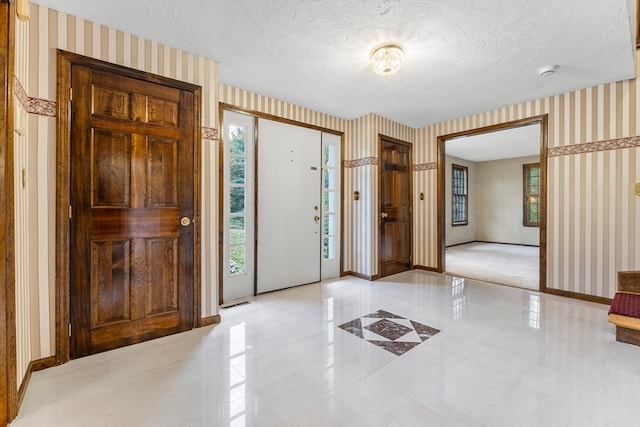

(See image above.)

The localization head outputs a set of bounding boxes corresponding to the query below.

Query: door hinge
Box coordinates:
[68,323,72,337]
[69,87,73,101]
[68,205,72,219]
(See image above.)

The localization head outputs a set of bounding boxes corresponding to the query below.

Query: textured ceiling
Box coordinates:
[446,124,541,162]
[33,0,637,128]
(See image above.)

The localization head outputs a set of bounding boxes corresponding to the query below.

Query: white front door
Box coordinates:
[222,110,255,303]
[257,119,322,293]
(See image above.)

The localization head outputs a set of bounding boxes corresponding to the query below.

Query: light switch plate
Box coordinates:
[14,102,26,136]
[635,183,640,196]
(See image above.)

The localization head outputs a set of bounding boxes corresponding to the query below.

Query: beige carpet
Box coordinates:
[445,242,539,290]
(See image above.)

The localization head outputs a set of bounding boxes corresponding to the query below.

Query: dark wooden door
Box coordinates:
[69,66,195,358]
[379,138,412,277]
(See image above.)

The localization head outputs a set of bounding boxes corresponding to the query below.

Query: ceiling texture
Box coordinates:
[446,123,541,162]
[33,0,637,129]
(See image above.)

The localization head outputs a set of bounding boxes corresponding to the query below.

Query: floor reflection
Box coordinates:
[325,297,335,395]
[452,277,466,321]
[229,323,246,427]
[528,294,540,329]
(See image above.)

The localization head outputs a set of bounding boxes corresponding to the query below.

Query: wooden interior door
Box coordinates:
[379,137,412,277]
[69,65,195,358]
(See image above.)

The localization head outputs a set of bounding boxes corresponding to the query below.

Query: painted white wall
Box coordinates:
[475,155,540,246]
[445,156,476,246]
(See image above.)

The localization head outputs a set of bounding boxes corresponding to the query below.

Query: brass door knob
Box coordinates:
[381,212,388,218]
[180,217,191,226]
[314,215,320,222]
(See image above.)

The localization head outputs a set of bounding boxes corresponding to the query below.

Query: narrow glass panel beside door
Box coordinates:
[222,110,255,302]
[321,133,341,279]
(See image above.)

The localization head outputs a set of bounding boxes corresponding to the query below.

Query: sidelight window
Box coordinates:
[452,164,468,226]
[229,126,248,274]
[323,144,337,260]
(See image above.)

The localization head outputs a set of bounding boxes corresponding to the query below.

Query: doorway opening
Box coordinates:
[437,116,548,291]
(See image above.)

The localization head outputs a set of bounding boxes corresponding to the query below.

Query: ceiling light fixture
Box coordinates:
[370,43,405,76]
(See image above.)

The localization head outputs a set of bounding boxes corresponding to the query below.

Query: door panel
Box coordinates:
[70,66,194,358]
[379,138,412,277]
[257,119,321,293]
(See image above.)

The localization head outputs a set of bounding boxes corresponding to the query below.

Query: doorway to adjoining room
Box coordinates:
[438,118,547,291]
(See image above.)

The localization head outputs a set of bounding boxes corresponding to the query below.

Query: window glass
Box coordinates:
[452,164,468,226]
[524,163,541,226]
[229,127,246,156]
[322,141,337,260]
[230,187,245,214]
[229,217,245,244]
[230,158,245,184]
[229,244,246,275]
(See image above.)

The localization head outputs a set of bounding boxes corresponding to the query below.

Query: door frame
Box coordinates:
[55,50,202,363]
[377,134,413,279]
[436,115,548,292]
[1,0,17,423]
[217,103,344,304]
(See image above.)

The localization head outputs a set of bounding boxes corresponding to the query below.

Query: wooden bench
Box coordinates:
[608,271,640,346]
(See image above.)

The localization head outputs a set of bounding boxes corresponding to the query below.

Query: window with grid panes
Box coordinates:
[523,163,540,227]
[228,126,248,274]
[452,164,468,226]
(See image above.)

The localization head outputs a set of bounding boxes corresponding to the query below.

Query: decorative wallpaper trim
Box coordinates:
[16,77,220,139]
[548,136,640,157]
[414,162,437,171]
[344,157,378,168]
[14,77,57,117]
[28,98,57,117]
[202,126,219,140]
[14,77,29,109]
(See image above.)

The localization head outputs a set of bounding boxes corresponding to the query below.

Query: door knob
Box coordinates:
[314,215,320,222]
[381,212,388,218]
[180,217,192,226]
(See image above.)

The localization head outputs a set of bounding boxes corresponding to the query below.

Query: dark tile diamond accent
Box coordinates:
[337,310,441,357]
[337,318,364,339]
[364,319,412,341]
[411,320,440,341]
[363,309,405,319]
[368,340,422,356]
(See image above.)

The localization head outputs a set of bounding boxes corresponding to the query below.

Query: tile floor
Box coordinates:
[10,271,640,427]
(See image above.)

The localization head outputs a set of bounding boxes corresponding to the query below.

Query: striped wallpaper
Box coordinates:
[13,3,222,380]
[14,16,32,391]
[414,53,640,299]
[218,84,347,132]
[11,3,640,396]
[344,114,415,275]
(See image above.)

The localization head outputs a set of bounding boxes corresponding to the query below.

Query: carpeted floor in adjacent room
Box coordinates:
[445,242,539,290]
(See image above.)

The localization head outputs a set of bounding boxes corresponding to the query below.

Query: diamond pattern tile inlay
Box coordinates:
[365,319,412,341]
[338,310,440,356]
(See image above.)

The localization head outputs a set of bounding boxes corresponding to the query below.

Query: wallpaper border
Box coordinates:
[344,157,378,168]
[547,135,640,157]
